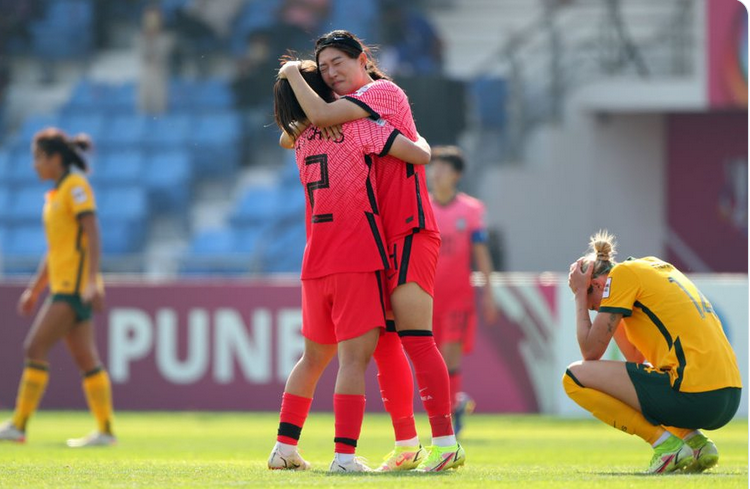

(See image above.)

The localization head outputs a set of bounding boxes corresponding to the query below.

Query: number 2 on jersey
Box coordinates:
[305,154,333,223]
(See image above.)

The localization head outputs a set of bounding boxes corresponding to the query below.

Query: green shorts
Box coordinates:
[51,293,93,323]
[626,362,741,430]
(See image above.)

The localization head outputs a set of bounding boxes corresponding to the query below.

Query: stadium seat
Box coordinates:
[229,0,277,55]
[229,185,279,227]
[470,76,508,129]
[192,111,241,177]
[100,113,149,148]
[4,225,48,260]
[59,112,107,142]
[96,150,145,187]
[143,114,194,148]
[6,185,49,225]
[19,113,60,142]
[97,187,149,255]
[143,150,192,211]
[6,150,37,185]
[261,223,306,273]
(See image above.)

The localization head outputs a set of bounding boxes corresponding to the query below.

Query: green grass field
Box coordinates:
[0,411,746,488]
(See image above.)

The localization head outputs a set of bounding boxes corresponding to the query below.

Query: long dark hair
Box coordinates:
[274,59,335,134]
[33,127,92,172]
[314,30,391,81]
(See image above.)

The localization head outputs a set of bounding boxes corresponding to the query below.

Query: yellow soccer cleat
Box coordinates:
[376,445,426,471]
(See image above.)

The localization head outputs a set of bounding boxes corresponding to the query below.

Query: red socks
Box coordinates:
[276,392,313,445]
[372,330,418,441]
[399,331,454,437]
[449,370,462,411]
[334,394,366,454]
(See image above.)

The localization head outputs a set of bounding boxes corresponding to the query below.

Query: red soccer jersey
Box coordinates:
[295,118,399,279]
[430,192,487,308]
[343,79,438,239]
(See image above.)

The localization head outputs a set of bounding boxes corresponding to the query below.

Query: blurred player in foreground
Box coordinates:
[428,146,498,437]
[0,128,115,447]
[564,230,741,474]
[268,60,432,472]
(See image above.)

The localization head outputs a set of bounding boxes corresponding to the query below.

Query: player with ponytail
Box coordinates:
[0,128,116,447]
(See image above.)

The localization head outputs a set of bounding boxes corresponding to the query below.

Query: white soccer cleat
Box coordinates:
[267,444,311,470]
[66,431,117,448]
[0,421,25,443]
[329,456,372,472]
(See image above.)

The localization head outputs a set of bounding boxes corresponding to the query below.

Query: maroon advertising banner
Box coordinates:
[0,278,557,413]
[666,113,748,273]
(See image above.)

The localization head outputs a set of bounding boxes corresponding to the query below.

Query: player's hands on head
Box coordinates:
[17,289,38,317]
[278,60,302,80]
[568,258,593,295]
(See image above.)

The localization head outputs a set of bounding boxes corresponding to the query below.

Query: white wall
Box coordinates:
[479,110,667,272]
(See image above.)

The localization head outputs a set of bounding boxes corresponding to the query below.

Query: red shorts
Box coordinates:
[302,271,387,344]
[432,308,476,353]
[385,230,440,296]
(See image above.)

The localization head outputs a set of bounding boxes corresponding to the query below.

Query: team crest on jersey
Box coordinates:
[603,277,612,299]
[455,217,467,231]
[72,186,88,204]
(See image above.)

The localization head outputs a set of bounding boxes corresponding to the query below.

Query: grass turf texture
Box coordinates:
[0,411,746,488]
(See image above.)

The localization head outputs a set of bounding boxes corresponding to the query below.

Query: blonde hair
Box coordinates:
[582,229,617,278]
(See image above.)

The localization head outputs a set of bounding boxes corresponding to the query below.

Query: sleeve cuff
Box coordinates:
[378,129,401,157]
[599,306,632,317]
[342,96,381,120]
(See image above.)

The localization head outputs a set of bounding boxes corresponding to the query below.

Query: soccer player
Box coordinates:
[564,230,742,474]
[267,60,433,472]
[427,146,498,437]
[0,128,115,447]
[278,30,465,472]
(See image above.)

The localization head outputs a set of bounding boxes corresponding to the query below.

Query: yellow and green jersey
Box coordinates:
[599,257,741,393]
[43,172,102,295]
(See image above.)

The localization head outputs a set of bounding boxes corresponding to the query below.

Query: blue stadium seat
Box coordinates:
[195,79,233,109]
[328,0,379,44]
[96,150,145,186]
[189,228,236,255]
[230,0,278,55]
[274,186,306,225]
[0,150,10,180]
[59,112,107,142]
[0,186,10,224]
[144,114,193,147]
[97,187,149,255]
[6,150,37,185]
[470,77,508,129]
[262,223,306,273]
[30,0,94,59]
[233,225,268,254]
[143,150,192,211]
[100,114,149,148]
[192,111,241,176]
[6,185,49,225]
[4,225,47,258]
[19,113,60,142]
[229,185,280,226]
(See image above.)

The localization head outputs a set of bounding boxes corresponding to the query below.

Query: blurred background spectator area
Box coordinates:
[0,0,745,278]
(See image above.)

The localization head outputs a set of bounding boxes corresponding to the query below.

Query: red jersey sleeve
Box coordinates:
[349,118,400,157]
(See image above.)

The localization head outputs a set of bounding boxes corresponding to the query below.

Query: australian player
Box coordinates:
[0,128,115,447]
[564,230,741,473]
